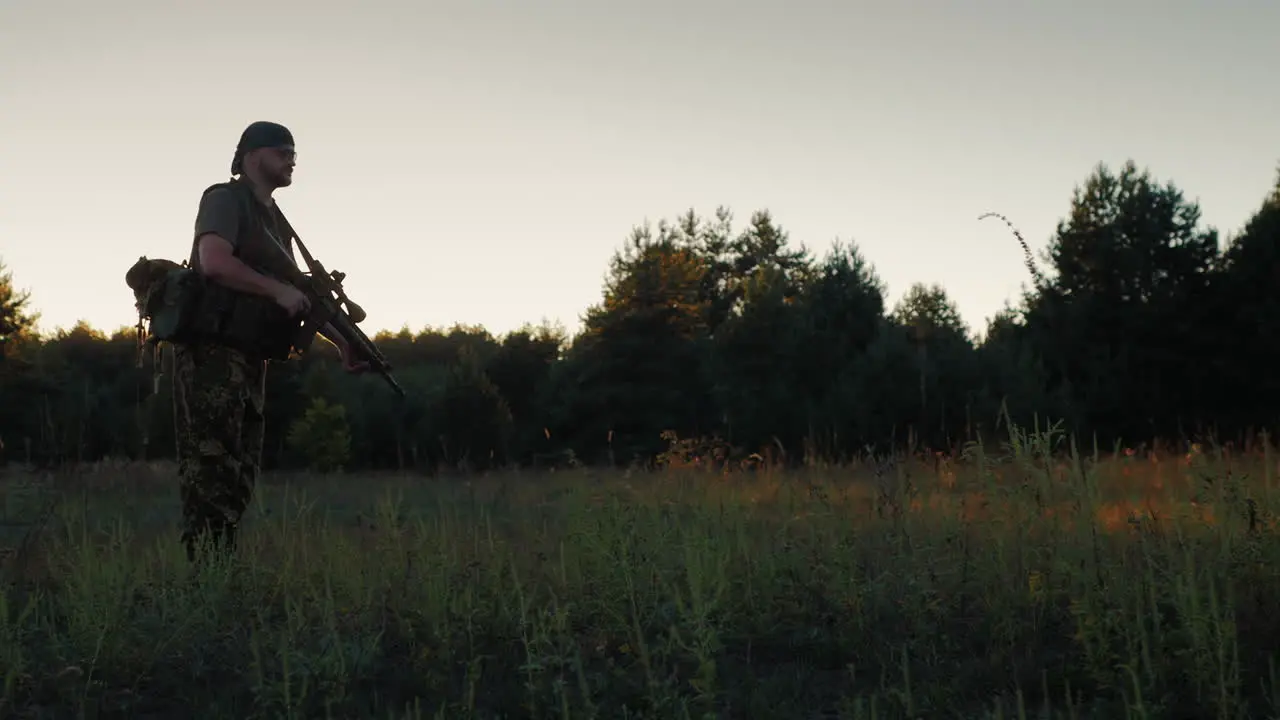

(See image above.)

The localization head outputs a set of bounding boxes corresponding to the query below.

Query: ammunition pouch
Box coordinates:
[125,256,299,361]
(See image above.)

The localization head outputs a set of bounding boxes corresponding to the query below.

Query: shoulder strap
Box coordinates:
[273,205,320,273]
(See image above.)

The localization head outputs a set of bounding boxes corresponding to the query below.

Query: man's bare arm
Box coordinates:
[198,233,293,300]
[318,321,370,371]
[318,322,347,350]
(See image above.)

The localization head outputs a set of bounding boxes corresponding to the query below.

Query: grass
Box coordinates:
[1,424,1279,719]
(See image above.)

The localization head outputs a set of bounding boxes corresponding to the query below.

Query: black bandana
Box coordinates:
[230,121,295,175]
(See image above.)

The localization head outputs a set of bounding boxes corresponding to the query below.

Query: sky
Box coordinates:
[2,0,1276,342]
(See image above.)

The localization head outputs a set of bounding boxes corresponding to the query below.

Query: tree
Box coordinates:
[0,258,37,360]
[792,239,892,455]
[722,210,812,319]
[484,322,564,462]
[0,259,42,464]
[711,261,807,455]
[891,282,981,447]
[1209,167,1280,434]
[554,218,717,463]
[437,344,513,470]
[892,283,968,342]
[287,397,352,473]
[974,305,1068,441]
[1022,160,1221,442]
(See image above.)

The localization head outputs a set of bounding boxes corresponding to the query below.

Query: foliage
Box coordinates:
[286,397,352,473]
[2,436,1278,718]
[0,258,37,357]
[0,159,1278,470]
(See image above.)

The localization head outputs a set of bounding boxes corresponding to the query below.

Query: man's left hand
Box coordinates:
[338,343,371,374]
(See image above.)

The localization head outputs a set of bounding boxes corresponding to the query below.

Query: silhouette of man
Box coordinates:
[172,120,364,561]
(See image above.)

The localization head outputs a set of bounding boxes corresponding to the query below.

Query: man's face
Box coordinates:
[252,145,296,188]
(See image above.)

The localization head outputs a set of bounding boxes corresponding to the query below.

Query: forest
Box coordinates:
[1,159,1279,471]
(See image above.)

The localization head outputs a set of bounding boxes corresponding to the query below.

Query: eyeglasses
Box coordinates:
[269,146,297,162]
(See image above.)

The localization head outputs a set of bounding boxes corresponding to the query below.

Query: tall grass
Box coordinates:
[1,424,1278,719]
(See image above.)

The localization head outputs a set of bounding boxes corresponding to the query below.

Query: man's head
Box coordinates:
[231,121,296,189]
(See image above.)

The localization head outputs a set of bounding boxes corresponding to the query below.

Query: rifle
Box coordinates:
[269,217,406,399]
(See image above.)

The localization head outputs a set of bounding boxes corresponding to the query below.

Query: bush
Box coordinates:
[286,397,351,473]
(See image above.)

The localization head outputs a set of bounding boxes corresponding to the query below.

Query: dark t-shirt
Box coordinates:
[191,183,297,281]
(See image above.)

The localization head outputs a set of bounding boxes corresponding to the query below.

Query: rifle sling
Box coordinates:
[271,205,344,350]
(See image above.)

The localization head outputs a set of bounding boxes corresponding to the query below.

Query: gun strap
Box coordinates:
[274,208,319,275]
[272,204,337,345]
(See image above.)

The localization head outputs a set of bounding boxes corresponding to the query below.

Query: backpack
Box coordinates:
[124,181,299,363]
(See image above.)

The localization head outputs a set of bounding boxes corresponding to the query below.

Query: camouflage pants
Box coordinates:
[172,342,267,559]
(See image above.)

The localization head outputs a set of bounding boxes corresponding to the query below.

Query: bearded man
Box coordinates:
[173,120,366,561]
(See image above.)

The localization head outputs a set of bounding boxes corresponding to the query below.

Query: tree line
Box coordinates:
[1,159,1278,472]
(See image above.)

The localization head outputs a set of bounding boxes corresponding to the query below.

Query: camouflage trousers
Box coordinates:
[172,342,267,560]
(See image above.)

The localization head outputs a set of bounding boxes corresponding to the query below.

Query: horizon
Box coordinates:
[3,0,1277,342]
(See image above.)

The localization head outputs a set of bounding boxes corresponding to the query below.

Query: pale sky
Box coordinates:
[2,0,1276,341]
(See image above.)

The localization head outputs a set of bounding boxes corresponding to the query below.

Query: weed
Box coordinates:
[0,426,1278,718]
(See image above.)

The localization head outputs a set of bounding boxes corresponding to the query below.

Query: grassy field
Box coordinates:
[2,425,1279,719]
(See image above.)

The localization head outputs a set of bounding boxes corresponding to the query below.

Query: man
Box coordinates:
[173,120,367,561]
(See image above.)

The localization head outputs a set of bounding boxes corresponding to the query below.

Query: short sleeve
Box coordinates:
[194,187,243,248]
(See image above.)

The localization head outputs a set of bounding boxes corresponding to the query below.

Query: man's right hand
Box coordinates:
[199,233,312,316]
[273,283,311,316]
